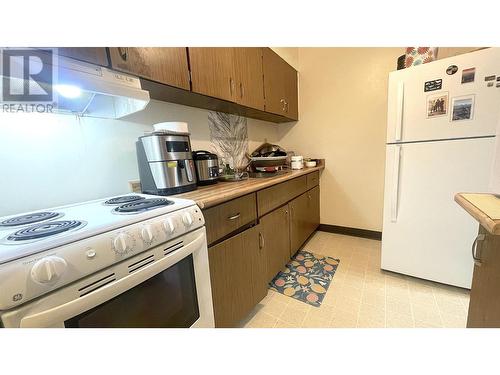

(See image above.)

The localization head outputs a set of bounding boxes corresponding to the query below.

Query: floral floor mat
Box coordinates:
[269,250,340,307]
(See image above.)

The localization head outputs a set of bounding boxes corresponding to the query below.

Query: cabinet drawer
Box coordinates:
[203,193,257,245]
[257,176,307,217]
[306,171,319,189]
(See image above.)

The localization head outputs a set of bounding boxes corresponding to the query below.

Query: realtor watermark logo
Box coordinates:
[0,48,55,113]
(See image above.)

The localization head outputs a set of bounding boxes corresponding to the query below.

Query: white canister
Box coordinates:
[291,155,304,170]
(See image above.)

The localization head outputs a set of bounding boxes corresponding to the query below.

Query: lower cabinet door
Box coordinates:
[289,187,320,256]
[208,225,266,327]
[260,205,290,282]
[467,226,500,327]
[307,186,320,236]
[290,191,310,256]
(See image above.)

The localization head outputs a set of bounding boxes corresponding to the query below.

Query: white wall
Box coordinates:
[0,100,279,216]
[276,48,402,232]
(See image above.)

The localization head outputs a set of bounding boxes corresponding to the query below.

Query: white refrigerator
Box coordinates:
[381,48,500,289]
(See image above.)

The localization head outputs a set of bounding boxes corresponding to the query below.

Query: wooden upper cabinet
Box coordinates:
[233,48,265,110]
[56,48,109,66]
[262,48,298,120]
[188,47,265,110]
[188,47,235,102]
[109,47,190,90]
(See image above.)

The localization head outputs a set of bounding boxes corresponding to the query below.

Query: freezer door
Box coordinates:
[387,48,500,144]
[381,137,495,288]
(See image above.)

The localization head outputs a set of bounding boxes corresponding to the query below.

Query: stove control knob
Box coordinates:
[163,218,176,235]
[182,212,194,227]
[31,256,67,284]
[113,233,133,254]
[141,225,155,244]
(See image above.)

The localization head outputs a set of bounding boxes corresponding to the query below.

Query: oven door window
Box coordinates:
[65,255,199,328]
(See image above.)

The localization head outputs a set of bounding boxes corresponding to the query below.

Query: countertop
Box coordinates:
[173,160,325,209]
[455,193,500,235]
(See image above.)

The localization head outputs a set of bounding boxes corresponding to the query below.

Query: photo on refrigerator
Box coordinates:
[427,92,448,118]
[451,95,475,122]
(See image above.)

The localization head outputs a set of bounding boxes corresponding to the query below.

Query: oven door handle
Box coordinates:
[19,231,206,328]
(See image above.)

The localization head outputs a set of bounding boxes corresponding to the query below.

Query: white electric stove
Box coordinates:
[0,193,215,328]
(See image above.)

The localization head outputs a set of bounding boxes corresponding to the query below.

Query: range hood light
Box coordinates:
[54,84,82,99]
[0,49,150,119]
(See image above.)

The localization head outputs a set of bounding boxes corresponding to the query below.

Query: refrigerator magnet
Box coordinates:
[451,95,475,122]
[487,82,494,87]
[427,92,448,118]
[424,79,442,92]
[485,75,496,81]
[461,68,475,84]
[446,65,458,75]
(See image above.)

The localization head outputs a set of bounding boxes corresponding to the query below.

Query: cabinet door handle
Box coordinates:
[229,77,234,97]
[285,100,289,113]
[259,232,265,250]
[280,98,286,111]
[472,233,485,266]
[240,82,244,99]
[227,213,241,221]
[118,47,129,61]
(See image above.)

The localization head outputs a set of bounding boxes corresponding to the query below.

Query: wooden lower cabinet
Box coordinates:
[308,186,320,237]
[208,225,267,328]
[467,226,500,327]
[260,205,290,281]
[289,186,320,256]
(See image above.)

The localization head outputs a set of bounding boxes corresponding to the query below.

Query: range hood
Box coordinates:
[0,49,150,119]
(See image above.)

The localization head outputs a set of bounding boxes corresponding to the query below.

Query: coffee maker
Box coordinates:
[136,131,197,195]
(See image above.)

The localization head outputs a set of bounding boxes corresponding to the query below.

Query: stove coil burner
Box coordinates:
[104,195,146,206]
[0,212,62,228]
[114,198,174,214]
[6,220,86,242]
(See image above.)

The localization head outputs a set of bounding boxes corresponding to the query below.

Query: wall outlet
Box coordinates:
[128,180,141,193]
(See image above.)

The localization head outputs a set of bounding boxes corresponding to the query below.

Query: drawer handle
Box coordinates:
[472,233,485,266]
[259,232,265,250]
[227,213,241,221]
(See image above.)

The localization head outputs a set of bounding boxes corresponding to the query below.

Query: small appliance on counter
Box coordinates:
[248,143,289,177]
[291,155,304,170]
[136,128,197,195]
[193,150,219,185]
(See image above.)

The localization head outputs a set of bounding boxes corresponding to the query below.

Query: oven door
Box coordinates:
[2,228,214,328]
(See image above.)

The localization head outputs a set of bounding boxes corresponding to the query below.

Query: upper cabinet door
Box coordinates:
[188,47,235,102]
[233,48,265,111]
[56,48,109,66]
[109,47,190,90]
[263,48,298,120]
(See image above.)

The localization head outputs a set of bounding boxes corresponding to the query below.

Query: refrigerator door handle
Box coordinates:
[395,82,404,141]
[390,145,402,222]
